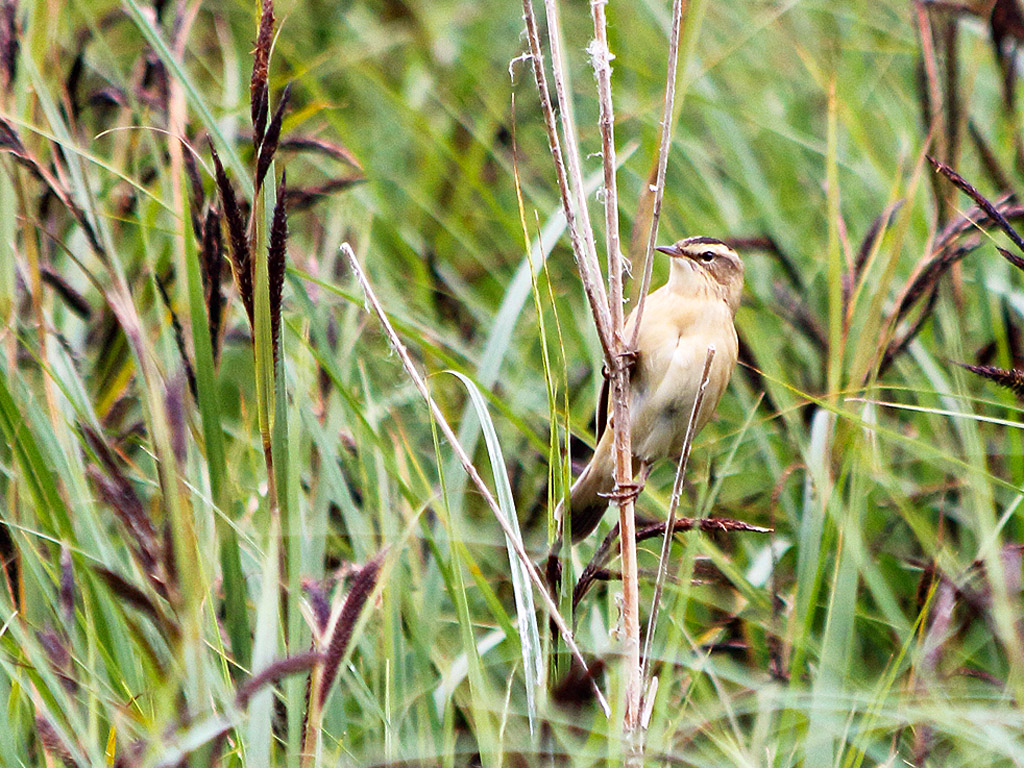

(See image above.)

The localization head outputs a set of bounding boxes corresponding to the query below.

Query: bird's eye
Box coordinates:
[699,251,715,262]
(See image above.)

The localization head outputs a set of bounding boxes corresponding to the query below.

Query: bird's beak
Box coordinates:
[655,244,683,257]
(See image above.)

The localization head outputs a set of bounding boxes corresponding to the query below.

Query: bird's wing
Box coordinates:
[595,305,642,443]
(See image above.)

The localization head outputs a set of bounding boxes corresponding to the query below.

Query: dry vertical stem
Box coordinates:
[630,0,686,351]
[519,0,615,360]
[590,0,642,740]
[540,0,615,347]
[521,0,690,738]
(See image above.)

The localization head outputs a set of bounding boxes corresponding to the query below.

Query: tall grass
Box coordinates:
[2,0,1024,765]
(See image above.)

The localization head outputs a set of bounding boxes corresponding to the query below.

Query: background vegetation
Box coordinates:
[2,0,1024,765]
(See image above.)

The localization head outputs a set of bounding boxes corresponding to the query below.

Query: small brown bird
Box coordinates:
[559,236,744,543]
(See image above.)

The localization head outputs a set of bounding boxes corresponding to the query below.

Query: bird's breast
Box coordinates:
[627,295,738,462]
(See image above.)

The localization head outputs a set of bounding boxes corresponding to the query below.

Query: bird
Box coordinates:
[557,236,744,545]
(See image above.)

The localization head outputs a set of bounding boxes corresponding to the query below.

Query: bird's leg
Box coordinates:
[599,460,650,505]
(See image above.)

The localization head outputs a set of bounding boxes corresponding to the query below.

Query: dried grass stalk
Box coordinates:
[317,550,385,708]
[251,0,275,149]
[268,172,288,363]
[342,242,610,715]
[201,207,226,358]
[210,142,254,326]
[957,363,1024,396]
[588,0,641,730]
[928,156,1024,257]
[155,276,198,400]
[256,82,291,192]
[236,650,322,708]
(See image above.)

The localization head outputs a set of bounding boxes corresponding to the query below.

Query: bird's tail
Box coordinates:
[553,429,617,546]
[546,431,640,597]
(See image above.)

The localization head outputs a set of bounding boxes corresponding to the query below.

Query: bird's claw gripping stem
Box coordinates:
[601,348,638,379]
[599,481,644,505]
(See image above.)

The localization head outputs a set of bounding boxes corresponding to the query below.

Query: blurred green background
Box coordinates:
[2,0,1024,765]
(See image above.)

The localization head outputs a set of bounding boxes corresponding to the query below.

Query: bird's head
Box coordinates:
[656,236,744,312]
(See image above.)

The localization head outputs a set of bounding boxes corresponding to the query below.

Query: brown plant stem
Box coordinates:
[572,515,770,611]
[589,0,643,743]
[541,0,613,337]
[630,0,685,352]
[520,0,615,360]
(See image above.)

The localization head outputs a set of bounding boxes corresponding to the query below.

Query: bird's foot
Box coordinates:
[601,348,638,379]
[617,347,638,371]
[599,480,645,505]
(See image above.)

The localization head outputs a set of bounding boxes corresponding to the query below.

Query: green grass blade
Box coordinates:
[446,370,543,737]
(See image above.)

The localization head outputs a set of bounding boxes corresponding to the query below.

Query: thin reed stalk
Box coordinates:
[589,0,643,741]
[640,345,715,697]
[629,0,685,351]
[519,0,614,359]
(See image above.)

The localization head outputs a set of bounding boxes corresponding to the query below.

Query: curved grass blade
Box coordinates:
[445,370,542,736]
